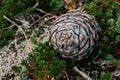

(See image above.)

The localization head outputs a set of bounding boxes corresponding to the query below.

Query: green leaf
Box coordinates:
[104,36,109,42]
[101,71,113,80]
[105,54,113,60]
[3,29,14,39]
[115,26,120,34]
[12,66,21,73]
[116,16,120,25]
[1,77,9,80]
[98,49,103,55]
[107,18,115,26]
[108,30,116,36]
[50,0,64,10]
[31,37,38,44]
[25,7,36,13]
[116,35,120,42]
[112,58,120,68]
[115,25,120,33]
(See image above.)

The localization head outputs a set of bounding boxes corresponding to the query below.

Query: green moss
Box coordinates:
[15,42,66,80]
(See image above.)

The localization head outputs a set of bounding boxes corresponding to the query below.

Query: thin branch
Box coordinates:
[3,15,20,27]
[8,37,22,48]
[63,71,69,80]
[36,8,48,14]
[4,24,14,29]
[14,37,19,53]
[3,15,28,41]
[51,77,54,80]
[72,66,92,80]
[29,13,51,27]
[104,26,115,35]
[33,0,39,8]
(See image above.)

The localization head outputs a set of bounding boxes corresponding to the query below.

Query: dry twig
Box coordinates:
[36,8,48,14]
[3,15,28,41]
[3,15,36,56]
[1,10,57,79]
[104,26,115,35]
[73,66,92,80]
[63,71,70,80]
[29,13,51,27]
[33,0,39,8]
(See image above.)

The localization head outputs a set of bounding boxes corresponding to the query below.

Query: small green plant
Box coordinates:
[0,0,35,48]
[84,0,120,57]
[1,0,120,80]
[50,0,64,10]
[101,71,113,80]
[84,1,120,79]
[0,0,65,48]
[13,42,66,80]
[112,58,120,68]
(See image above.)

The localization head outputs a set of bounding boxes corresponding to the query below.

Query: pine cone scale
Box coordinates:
[49,9,101,60]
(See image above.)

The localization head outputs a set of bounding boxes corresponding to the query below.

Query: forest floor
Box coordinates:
[1,9,120,80]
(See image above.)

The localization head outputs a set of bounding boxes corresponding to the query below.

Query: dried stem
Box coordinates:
[72,66,92,80]
[36,8,48,14]
[63,71,70,80]
[33,0,39,8]
[1,11,54,78]
[104,26,115,35]
[51,77,54,80]
[3,15,28,41]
